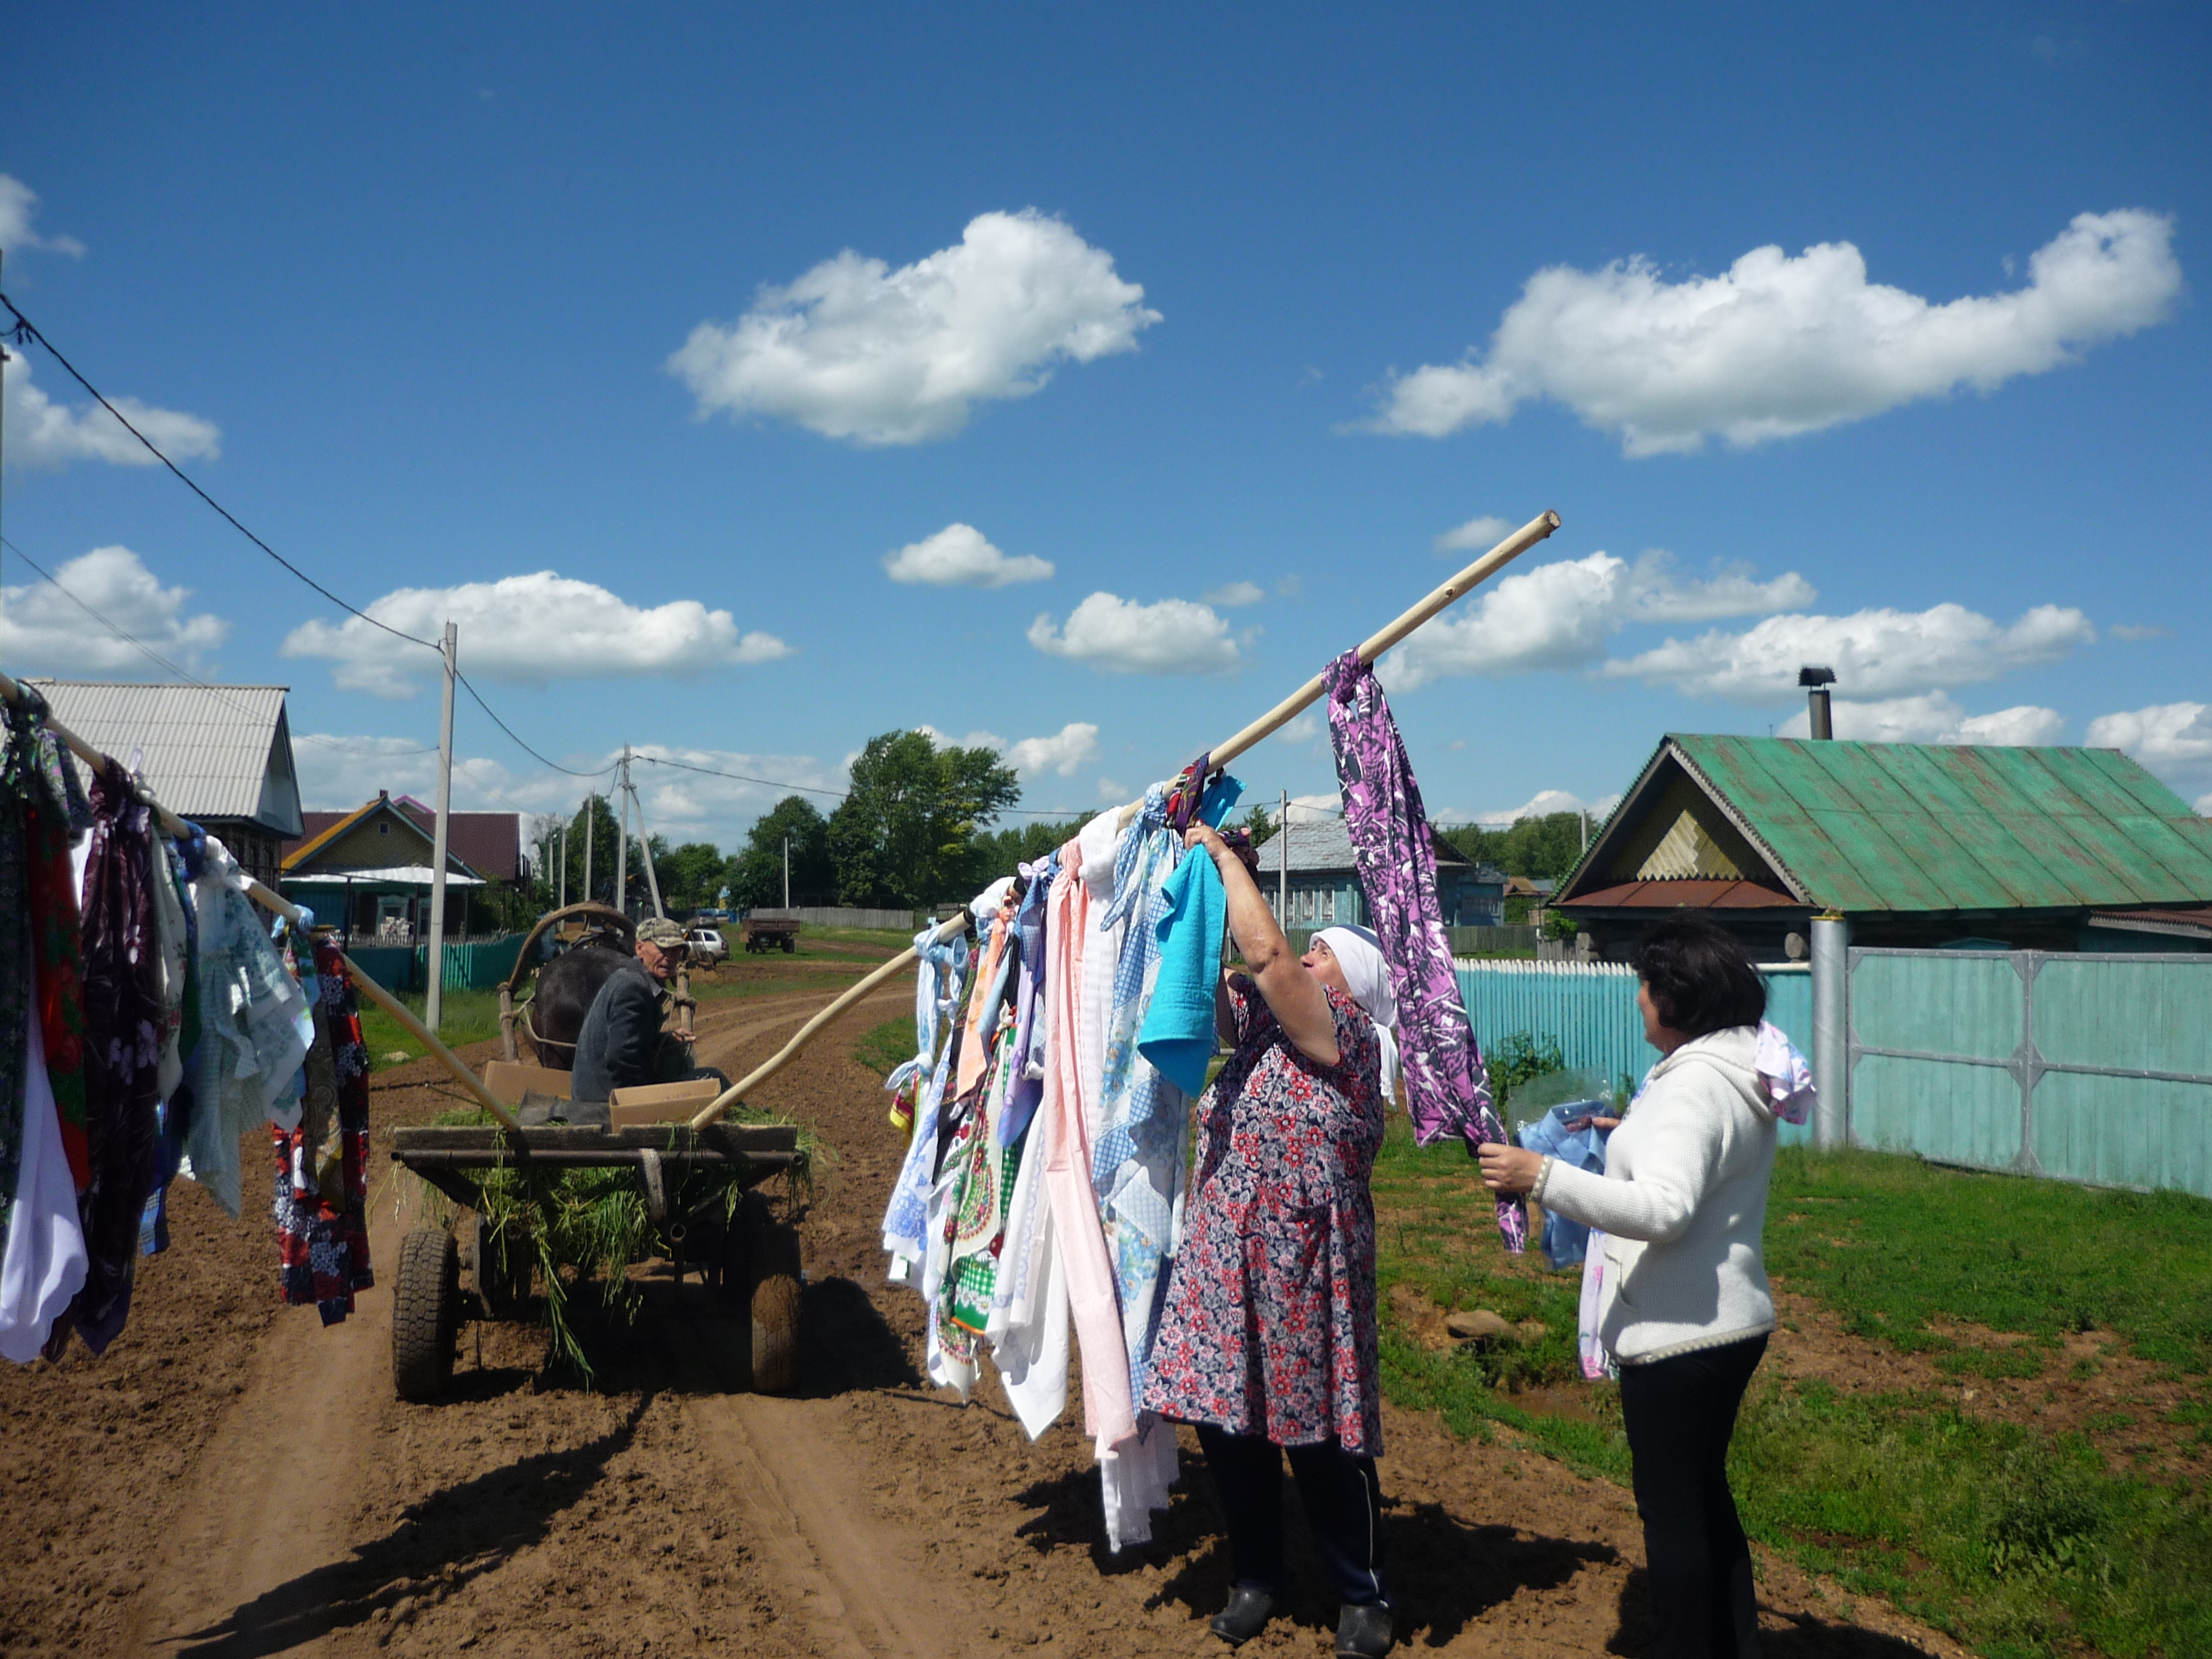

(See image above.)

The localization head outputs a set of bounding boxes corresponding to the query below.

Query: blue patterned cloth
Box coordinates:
[1517,1103,1611,1269]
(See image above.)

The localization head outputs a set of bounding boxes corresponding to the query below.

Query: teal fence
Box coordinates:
[344,934,529,996]
[1847,948,2212,1196]
[1454,958,1815,1144]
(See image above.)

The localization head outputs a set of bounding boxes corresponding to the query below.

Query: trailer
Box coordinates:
[387,1118,804,1401]
[742,916,803,954]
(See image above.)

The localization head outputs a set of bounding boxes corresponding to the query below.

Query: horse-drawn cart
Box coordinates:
[388,1118,804,1401]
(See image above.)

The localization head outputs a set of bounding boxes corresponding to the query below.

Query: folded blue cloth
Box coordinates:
[1518,1101,1612,1269]
[1137,846,1227,1097]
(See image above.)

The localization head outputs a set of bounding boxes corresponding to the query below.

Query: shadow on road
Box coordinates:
[1605,1572,1948,1657]
[161,1395,650,1658]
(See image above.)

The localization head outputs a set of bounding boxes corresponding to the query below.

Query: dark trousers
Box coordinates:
[1195,1425,1389,1608]
[1618,1333,1768,1659]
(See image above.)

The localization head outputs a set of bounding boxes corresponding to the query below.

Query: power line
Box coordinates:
[0,292,440,653]
[0,534,436,758]
[454,672,616,779]
[632,752,846,799]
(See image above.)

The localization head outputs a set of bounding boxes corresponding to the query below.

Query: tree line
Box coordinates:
[523,728,1603,920]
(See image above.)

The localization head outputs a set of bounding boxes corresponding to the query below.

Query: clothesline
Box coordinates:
[0,669,523,1133]
[684,508,1563,1132]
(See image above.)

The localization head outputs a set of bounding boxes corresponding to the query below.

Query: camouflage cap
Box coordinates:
[637,918,688,949]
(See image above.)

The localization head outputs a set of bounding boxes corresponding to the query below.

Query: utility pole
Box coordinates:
[627,764,666,918]
[583,794,594,908]
[1579,808,1589,853]
[615,745,630,918]
[1278,790,1289,925]
[425,621,458,1031]
[783,834,790,909]
[556,823,566,908]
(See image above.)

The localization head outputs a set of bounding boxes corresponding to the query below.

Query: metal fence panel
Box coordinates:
[1847,947,2212,1197]
[1851,951,2020,1062]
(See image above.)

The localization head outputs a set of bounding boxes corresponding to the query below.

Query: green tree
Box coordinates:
[827,730,1020,907]
[731,797,834,908]
[1237,802,1276,843]
[964,815,1092,894]
[1441,809,1601,882]
[659,840,735,913]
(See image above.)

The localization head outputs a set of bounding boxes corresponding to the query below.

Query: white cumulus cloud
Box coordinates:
[882,523,1052,587]
[1778,693,2066,746]
[3,353,221,470]
[1203,580,1266,607]
[280,571,792,699]
[1434,514,1516,553]
[1466,788,1619,828]
[0,174,85,257]
[0,545,229,674]
[1004,722,1101,777]
[1607,602,2093,703]
[1382,550,1814,691]
[1371,209,2182,455]
[668,209,1160,446]
[1027,592,1239,675]
[2085,703,2212,807]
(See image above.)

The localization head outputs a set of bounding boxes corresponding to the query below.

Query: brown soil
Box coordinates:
[3,978,1978,1658]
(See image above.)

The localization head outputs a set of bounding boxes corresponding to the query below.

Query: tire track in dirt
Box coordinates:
[119,976,914,1659]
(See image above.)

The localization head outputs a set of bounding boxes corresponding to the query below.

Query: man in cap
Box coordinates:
[571,917,726,1102]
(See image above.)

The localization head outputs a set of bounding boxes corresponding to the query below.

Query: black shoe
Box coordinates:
[1209,1587,1277,1644]
[1335,1602,1393,1657]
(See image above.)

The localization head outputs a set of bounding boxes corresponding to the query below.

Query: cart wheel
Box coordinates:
[393,1228,459,1401]
[781,936,796,954]
[473,1212,533,1322]
[735,1189,803,1395]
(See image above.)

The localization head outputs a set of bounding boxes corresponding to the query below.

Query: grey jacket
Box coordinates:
[571,957,668,1103]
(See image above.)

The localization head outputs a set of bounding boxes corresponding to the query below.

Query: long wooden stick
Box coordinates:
[686,508,1562,1128]
[0,669,524,1131]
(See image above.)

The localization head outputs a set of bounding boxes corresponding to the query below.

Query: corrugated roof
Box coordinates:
[1255,815,1490,877]
[1565,734,2212,914]
[28,680,302,834]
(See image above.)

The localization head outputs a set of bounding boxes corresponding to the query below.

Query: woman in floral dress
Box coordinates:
[1141,823,1397,1659]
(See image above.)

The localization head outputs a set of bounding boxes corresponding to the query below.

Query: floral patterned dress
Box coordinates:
[1140,978,1385,1454]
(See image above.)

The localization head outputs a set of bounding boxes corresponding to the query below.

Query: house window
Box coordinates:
[1319,889,1336,924]
[1296,888,1313,923]
[378,821,389,836]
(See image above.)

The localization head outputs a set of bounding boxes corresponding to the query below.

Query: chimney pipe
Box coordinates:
[1799,665,1837,739]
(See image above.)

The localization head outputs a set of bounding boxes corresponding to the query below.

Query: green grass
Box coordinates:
[1371,1122,2212,1656]
[1766,1145,2212,1376]
[853,1015,916,1079]
[357,986,506,1070]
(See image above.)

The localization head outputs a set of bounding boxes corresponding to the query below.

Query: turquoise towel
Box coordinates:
[1137,848,1227,1097]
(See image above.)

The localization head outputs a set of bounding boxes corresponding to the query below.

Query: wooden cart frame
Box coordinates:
[387,1120,804,1401]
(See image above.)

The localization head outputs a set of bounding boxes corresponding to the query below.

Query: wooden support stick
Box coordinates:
[0,668,524,1132]
[685,508,1561,1129]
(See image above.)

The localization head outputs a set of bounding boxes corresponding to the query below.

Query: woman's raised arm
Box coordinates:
[1187,824,1338,1067]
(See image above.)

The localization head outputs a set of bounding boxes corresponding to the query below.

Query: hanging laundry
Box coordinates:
[1755,1021,1817,1126]
[48,760,166,1357]
[0,990,89,1364]
[999,859,1054,1147]
[1516,1104,1610,1269]
[0,724,37,1265]
[184,835,311,1218]
[272,941,373,1324]
[6,687,90,1196]
[882,920,969,1134]
[140,836,204,1257]
[1324,649,1525,1252]
[1136,844,1227,1097]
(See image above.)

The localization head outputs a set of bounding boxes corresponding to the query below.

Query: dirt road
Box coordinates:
[3,969,1969,1658]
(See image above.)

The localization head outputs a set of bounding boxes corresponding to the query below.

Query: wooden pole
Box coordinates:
[0,668,525,1132]
[425,620,457,1030]
[684,508,1561,1130]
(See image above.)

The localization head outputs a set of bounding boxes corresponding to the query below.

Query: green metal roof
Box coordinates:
[1656,735,2212,914]
[1560,734,2212,916]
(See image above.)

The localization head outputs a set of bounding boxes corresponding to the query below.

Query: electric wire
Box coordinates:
[1,292,440,652]
[0,534,437,757]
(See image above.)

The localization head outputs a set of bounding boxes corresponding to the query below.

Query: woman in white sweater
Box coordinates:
[1478,916,1777,1659]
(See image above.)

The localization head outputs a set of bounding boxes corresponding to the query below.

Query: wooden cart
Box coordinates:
[387,1120,804,1401]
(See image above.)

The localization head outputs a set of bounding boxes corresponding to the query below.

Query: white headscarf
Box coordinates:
[1315,924,1399,1105]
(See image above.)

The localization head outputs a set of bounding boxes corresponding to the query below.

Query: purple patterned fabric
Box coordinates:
[1325,650,1526,1253]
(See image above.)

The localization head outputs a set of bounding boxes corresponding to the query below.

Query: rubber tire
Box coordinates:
[473,1212,532,1322]
[737,1189,803,1395]
[393,1228,459,1401]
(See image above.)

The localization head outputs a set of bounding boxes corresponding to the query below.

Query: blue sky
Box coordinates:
[3,3,2207,851]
